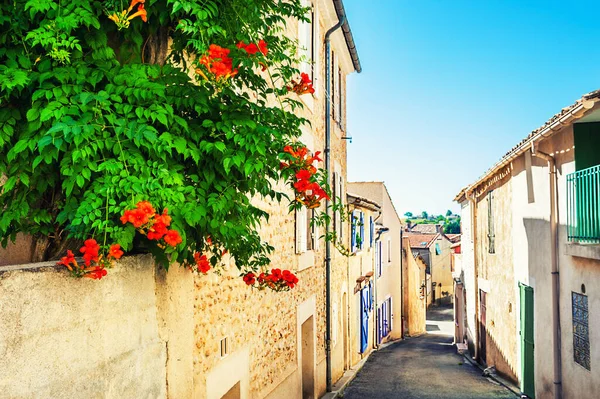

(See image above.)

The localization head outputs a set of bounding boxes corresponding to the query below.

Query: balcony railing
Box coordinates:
[567,165,600,243]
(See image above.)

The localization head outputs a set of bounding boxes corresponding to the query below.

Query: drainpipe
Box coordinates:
[468,191,480,362]
[531,145,562,399]
[400,229,404,338]
[324,15,345,393]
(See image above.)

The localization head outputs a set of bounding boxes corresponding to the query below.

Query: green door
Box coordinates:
[520,284,535,398]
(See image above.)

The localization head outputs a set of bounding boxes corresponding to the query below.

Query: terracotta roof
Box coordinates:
[407,234,439,249]
[446,234,461,243]
[454,89,600,202]
[409,224,440,234]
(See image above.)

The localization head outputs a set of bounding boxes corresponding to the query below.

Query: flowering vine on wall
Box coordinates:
[1,0,343,292]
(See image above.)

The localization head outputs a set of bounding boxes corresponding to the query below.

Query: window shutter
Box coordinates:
[387,238,391,262]
[488,191,495,254]
[331,51,335,120]
[312,4,320,94]
[351,210,357,252]
[339,175,344,241]
[359,212,364,250]
[313,209,320,251]
[389,298,393,331]
[370,216,374,247]
[298,0,312,77]
[337,67,342,124]
[333,171,339,238]
[377,241,382,277]
[296,207,307,254]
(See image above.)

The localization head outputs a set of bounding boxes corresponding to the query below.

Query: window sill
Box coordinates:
[565,242,600,260]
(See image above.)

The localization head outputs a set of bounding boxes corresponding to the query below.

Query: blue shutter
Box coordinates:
[359,212,365,250]
[368,281,373,311]
[435,242,441,255]
[377,241,383,277]
[377,306,382,344]
[351,211,357,252]
[369,216,374,247]
[360,288,370,353]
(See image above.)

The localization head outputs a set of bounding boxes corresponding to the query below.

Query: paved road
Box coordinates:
[342,305,517,399]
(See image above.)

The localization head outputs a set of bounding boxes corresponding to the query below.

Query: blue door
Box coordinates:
[360,288,370,353]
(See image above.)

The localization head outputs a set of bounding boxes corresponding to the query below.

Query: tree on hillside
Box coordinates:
[446,209,452,217]
[421,211,428,219]
[404,212,413,218]
[444,218,461,234]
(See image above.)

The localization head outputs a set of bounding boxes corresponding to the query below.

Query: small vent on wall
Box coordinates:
[220,336,229,358]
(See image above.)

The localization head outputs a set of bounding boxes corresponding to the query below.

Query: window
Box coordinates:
[351,210,365,252]
[567,123,600,243]
[376,240,382,277]
[338,67,343,128]
[220,336,229,357]
[333,172,343,242]
[298,0,314,80]
[435,242,441,255]
[331,51,336,120]
[387,238,391,262]
[359,212,364,250]
[572,292,590,370]
[296,207,317,253]
[487,191,495,254]
[378,297,392,343]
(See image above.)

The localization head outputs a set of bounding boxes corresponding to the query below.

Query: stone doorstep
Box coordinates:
[320,339,401,399]
[461,354,521,398]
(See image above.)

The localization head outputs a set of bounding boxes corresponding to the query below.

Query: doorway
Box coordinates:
[342,292,348,369]
[221,382,240,399]
[520,284,535,398]
[479,289,487,364]
[301,316,315,399]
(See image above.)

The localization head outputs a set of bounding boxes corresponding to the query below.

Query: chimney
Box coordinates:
[436,224,443,234]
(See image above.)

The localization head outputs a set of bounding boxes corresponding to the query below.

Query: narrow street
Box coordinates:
[342,305,517,399]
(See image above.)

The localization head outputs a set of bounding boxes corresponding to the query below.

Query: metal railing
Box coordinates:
[567,165,600,243]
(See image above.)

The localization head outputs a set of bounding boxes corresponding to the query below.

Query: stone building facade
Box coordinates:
[0,1,363,399]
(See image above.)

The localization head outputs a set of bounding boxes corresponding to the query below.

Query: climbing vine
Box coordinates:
[0,0,345,289]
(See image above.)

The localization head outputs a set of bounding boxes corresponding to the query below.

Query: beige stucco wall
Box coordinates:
[347,182,403,341]
[474,175,519,383]
[0,256,170,399]
[347,203,377,368]
[428,234,454,305]
[460,103,600,398]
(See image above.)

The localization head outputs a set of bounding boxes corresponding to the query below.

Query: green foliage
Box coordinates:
[444,218,461,234]
[0,0,311,273]
[421,211,428,219]
[404,211,412,218]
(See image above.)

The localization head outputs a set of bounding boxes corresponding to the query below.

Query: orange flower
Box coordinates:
[164,230,182,247]
[127,3,147,22]
[84,266,108,280]
[136,200,155,217]
[194,253,211,273]
[258,40,268,55]
[57,250,76,271]
[108,244,124,260]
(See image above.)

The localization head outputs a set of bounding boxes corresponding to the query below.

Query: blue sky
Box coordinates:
[344,0,600,216]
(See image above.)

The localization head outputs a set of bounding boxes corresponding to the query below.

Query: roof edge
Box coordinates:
[332,0,361,73]
[454,90,600,201]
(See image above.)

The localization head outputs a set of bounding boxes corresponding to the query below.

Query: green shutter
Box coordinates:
[520,284,535,398]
